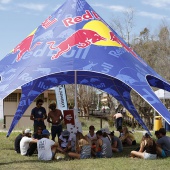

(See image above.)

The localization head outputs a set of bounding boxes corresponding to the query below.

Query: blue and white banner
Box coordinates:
[55,85,68,112]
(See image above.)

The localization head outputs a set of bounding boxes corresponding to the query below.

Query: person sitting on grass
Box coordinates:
[32,126,43,139]
[95,130,113,158]
[20,129,38,156]
[14,130,24,154]
[110,131,123,153]
[68,132,91,159]
[156,128,170,158]
[86,125,97,144]
[155,130,161,139]
[37,129,64,161]
[130,132,157,159]
[58,130,72,153]
[120,126,136,146]
[85,125,97,157]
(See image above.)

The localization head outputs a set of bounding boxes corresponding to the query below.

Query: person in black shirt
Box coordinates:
[130,132,157,159]
[14,131,24,153]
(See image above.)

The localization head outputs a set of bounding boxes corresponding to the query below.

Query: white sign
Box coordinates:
[55,85,68,111]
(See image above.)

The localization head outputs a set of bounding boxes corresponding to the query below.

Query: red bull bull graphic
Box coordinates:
[12,15,57,62]
[13,30,42,62]
[47,29,106,60]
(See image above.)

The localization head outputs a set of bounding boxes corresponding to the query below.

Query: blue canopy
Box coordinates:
[0,0,170,136]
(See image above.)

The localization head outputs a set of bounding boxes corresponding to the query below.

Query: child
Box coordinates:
[68,132,91,159]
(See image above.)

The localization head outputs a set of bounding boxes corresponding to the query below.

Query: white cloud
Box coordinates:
[109,5,127,12]
[142,0,170,8]
[0,0,12,4]
[138,11,168,20]
[17,3,47,11]
[92,3,127,12]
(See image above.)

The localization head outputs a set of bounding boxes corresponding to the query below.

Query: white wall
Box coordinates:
[0,100,3,119]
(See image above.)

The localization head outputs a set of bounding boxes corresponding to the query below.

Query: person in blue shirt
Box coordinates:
[30,99,47,132]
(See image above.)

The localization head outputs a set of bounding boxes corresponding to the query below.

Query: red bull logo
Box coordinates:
[12,29,42,62]
[11,10,144,65]
[109,32,141,60]
[63,10,100,27]
[47,29,106,60]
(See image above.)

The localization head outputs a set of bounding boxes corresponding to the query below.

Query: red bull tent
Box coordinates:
[0,0,170,136]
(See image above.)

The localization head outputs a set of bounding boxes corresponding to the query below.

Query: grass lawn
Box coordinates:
[0,117,170,170]
[0,132,170,170]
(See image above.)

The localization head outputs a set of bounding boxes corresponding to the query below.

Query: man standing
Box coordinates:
[20,129,38,156]
[37,129,63,161]
[30,99,47,132]
[156,128,170,158]
[47,103,63,141]
[113,111,123,130]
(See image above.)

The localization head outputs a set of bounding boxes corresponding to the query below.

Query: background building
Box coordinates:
[2,88,56,129]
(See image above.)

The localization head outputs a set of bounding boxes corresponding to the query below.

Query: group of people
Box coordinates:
[14,99,170,161]
[14,123,136,161]
[130,127,170,159]
[14,126,116,160]
[14,125,170,161]
[30,99,63,142]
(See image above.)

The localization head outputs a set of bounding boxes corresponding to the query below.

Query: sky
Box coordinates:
[0,0,170,60]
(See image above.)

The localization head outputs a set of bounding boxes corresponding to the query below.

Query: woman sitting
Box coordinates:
[68,132,91,159]
[95,130,113,158]
[58,130,72,153]
[130,132,157,159]
[120,127,136,146]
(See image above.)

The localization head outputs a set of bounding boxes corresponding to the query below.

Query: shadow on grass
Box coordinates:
[0,157,63,166]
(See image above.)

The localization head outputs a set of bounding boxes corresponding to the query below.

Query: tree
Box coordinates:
[111,13,170,129]
[110,8,135,45]
[66,84,97,117]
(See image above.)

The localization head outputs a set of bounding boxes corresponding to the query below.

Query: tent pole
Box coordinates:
[74,71,78,118]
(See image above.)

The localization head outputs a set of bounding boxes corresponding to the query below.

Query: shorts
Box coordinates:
[80,154,91,159]
[161,150,167,158]
[118,148,123,152]
[96,152,104,158]
[144,153,157,160]
[51,124,62,140]
[51,151,55,159]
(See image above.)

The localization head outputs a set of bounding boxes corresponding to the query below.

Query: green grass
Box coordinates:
[1,129,170,170]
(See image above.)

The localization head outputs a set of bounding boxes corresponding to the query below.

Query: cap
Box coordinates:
[42,129,50,135]
[24,129,32,134]
[101,128,111,134]
[61,130,70,137]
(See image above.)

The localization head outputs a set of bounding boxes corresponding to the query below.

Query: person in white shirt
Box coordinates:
[85,125,97,157]
[86,125,97,143]
[20,129,38,156]
[37,129,63,161]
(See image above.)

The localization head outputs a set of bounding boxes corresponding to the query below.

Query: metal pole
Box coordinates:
[74,71,78,119]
